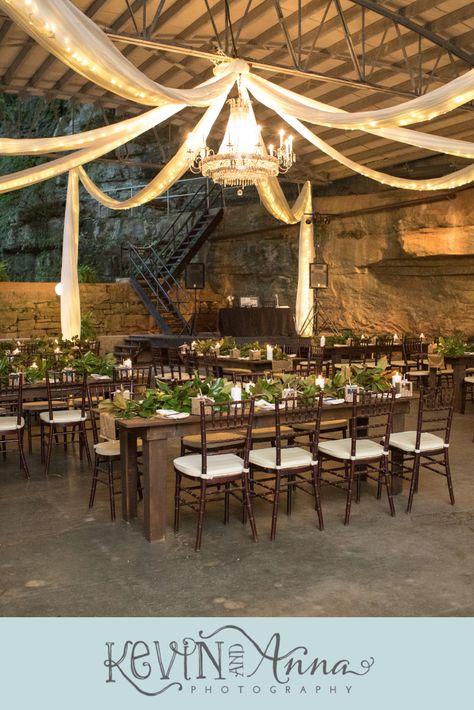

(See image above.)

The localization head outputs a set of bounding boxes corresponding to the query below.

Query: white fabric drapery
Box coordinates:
[0,105,187,155]
[0,0,245,107]
[0,104,185,194]
[245,72,474,130]
[60,169,80,340]
[255,179,314,334]
[77,92,229,209]
[278,112,474,191]
[245,73,474,160]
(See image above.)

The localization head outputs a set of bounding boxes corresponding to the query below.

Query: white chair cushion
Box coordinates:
[23,400,63,411]
[0,416,25,432]
[174,453,244,479]
[39,409,87,424]
[389,431,445,453]
[95,438,143,456]
[94,440,121,457]
[249,446,312,470]
[464,376,474,384]
[318,438,384,461]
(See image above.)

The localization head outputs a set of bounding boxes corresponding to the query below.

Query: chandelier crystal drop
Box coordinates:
[186,93,295,189]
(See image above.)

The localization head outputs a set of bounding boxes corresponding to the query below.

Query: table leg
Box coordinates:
[391,410,406,495]
[120,429,138,522]
[450,361,466,414]
[143,435,169,542]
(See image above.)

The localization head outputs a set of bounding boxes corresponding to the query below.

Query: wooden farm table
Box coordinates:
[118,398,411,542]
[200,354,294,374]
[20,376,113,401]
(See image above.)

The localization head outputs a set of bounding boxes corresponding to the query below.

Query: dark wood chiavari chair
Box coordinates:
[317,390,396,525]
[248,393,324,539]
[87,383,142,521]
[112,365,153,393]
[388,387,455,513]
[173,398,258,551]
[0,374,29,478]
[40,371,91,476]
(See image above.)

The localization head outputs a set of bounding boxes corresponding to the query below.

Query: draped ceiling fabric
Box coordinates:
[61,170,80,340]
[2,2,474,336]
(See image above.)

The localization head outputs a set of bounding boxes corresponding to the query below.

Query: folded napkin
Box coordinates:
[254,399,275,410]
[90,373,110,380]
[323,397,345,405]
[156,409,189,419]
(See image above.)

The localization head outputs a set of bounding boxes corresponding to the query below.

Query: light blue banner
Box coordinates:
[0,617,471,709]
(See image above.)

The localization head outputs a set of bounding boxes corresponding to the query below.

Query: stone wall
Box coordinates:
[197,186,474,336]
[0,282,156,339]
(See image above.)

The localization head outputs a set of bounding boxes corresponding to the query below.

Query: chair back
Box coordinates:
[375,336,394,364]
[349,390,395,458]
[168,347,190,379]
[112,366,152,388]
[417,387,454,447]
[151,346,167,378]
[402,338,424,368]
[273,392,324,467]
[0,374,23,425]
[45,371,88,420]
[294,345,324,376]
[199,398,255,476]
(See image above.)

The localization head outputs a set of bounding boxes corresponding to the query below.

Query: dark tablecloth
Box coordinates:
[218,307,296,337]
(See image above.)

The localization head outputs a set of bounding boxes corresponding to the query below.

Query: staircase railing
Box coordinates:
[128,245,192,333]
[153,179,223,266]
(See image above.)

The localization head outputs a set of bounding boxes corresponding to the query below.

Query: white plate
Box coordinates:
[323,398,345,405]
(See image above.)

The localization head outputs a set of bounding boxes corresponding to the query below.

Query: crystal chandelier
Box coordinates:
[186,92,295,189]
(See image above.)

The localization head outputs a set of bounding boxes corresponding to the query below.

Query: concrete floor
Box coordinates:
[1,407,473,617]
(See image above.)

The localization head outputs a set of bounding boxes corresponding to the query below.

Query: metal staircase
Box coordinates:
[127,180,224,334]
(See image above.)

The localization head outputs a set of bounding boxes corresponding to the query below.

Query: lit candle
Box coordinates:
[123,358,132,369]
[393,333,399,343]
[31,361,38,369]
[230,385,242,402]
[12,348,20,356]
[316,374,325,389]
[54,347,61,354]
[392,372,402,392]
[268,143,274,156]
[266,344,273,361]
[320,335,326,347]
[420,332,425,341]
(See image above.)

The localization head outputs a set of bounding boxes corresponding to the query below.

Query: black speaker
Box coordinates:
[309,262,329,289]
[185,263,205,290]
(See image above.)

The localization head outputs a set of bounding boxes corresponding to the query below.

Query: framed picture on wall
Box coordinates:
[309,262,329,289]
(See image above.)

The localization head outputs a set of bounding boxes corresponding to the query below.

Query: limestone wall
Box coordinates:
[198,186,474,336]
[0,282,156,339]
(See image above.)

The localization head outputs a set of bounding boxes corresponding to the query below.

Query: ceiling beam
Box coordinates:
[348,0,473,66]
[106,30,427,99]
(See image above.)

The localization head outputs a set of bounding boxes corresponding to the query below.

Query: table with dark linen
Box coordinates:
[218,307,296,337]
